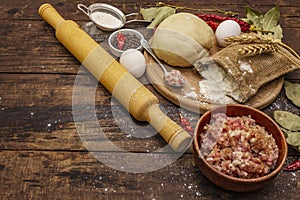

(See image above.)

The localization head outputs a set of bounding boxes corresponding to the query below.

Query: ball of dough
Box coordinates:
[151,13,215,67]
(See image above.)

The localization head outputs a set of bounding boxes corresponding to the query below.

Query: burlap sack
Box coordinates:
[194,33,300,103]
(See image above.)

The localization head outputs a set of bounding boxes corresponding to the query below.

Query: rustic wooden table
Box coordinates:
[1,0,299,199]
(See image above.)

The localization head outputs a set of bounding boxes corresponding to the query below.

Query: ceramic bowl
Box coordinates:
[108,29,144,57]
[193,104,288,192]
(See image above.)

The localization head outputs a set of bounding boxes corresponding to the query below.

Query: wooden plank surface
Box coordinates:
[0,0,300,74]
[0,151,299,200]
[0,0,299,199]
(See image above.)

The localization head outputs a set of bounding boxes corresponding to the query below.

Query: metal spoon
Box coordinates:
[140,39,185,88]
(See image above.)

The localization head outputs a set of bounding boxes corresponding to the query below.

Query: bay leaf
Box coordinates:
[281,127,292,137]
[286,131,300,146]
[268,24,283,39]
[245,6,263,29]
[274,110,300,131]
[140,7,159,21]
[140,6,175,28]
[245,6,262,21]
[262,6,280,32]
[244,6,283,39]
[241,18,253,25]
[284,81,300,107]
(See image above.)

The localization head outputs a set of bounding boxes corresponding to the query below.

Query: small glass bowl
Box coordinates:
[108,29,144,57]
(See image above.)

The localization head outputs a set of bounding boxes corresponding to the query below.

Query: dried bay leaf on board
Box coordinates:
[274,110,300,131]
[281,127,292,137]
[140,6,176,28]
[284,81,300,107]
[281,126,300,153]
[286,131,300,147]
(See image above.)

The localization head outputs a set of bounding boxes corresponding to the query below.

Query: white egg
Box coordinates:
[215,20,241,46]
[119,49,146,78]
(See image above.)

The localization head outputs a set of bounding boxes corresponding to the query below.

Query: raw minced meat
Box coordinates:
[200,113,279,179]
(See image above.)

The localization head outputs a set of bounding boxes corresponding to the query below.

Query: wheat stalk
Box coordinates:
[238,44,278,57]
[224,33,280,45]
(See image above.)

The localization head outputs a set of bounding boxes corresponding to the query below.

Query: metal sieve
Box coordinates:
[78,3,151,31]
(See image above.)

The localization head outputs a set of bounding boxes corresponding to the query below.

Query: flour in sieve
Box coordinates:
[91,11,123,29]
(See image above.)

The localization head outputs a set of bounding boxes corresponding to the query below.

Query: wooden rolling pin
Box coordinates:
[38,3,192,152]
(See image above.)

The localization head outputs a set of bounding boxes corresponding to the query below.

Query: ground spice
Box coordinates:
[112,33,141,51]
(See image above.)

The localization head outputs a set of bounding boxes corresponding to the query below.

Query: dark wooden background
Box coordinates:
[0,0,299,199]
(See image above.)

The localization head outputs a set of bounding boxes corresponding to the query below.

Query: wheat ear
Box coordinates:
[238,44,278,57]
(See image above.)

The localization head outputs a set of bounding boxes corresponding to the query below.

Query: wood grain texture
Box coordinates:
[0,151,299,200]
[0,0,299,199]
[1,1,299,73]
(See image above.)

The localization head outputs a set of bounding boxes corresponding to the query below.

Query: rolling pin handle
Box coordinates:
[38,3,65,30]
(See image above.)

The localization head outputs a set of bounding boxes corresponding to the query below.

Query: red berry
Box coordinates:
[205,20,219,31]
[195,13,250,32]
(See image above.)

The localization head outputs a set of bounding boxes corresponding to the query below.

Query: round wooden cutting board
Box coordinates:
[144,51,284,114]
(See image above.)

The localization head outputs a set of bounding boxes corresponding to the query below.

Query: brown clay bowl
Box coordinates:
[193,104,288,192]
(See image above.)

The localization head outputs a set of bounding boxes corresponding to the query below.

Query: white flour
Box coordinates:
[91,11,123,29]
[198,63,238,104]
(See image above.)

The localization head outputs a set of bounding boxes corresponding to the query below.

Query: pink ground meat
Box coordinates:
[200,113,279,179]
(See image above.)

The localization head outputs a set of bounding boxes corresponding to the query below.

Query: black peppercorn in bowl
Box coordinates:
[193,104,288,192]
[108,29,144,57]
